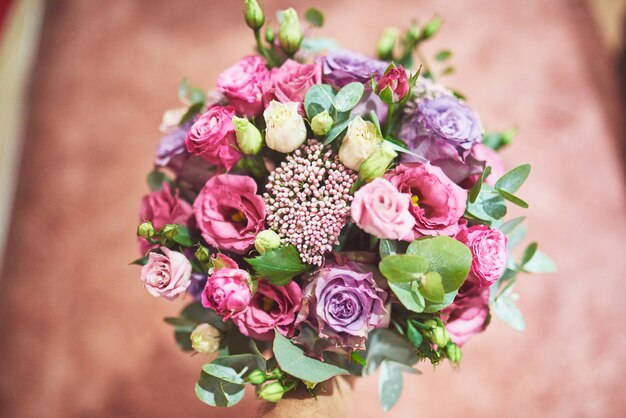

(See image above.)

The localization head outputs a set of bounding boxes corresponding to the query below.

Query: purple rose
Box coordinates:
[187,273,207,301]
[320,49,388,88]
[154,121,193,171]
[295,262,389,353]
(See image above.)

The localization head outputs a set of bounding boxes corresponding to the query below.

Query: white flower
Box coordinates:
[263,100,307,153]
[159,107,188,133]
[338,116,383,171]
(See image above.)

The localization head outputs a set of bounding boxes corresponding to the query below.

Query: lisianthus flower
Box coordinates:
[217,55,270,117]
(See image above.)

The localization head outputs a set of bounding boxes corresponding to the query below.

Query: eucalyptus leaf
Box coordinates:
[201,363,245,385]
[195,371,245,407]
[492,288,525,331]
[497,189,529,208]
[300,37,340,53]
[379,254,429,283]
[334,82,365,112]
[406,320,423,348]
[245,245,310,285]
[521,242,538,266]
[365,329,418,373]
[495,164,531,194]
[388,281,425,313]
[506,223,527,250]
[146,171,169,191]
[522,250,557,273]
[172,226,194,246]
[323,116,354,144]
[499,216,526,235]
[466,184,507,222]
[423,290,458,313]
[419,272,444,303]
[435,49,452,61]
[213,353,267,376]
[304,84,335,119]
[304,7,324,27]
[378,360,420,412]
[468,166,491,203]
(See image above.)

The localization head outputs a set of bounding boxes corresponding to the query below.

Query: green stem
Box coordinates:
[416,47,435,81]
[383,103,395,137]
[254,28,275,66]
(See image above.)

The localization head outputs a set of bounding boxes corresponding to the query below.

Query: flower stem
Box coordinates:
[254,28,275,67]
[383,103,395,137]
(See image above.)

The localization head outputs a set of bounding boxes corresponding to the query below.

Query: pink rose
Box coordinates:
[263,59,321,114]
[467,144,506,186]
[185,105,241,170]
[193,174,265,254]
[458,224,507,288]
[201,268,252,319]
[217,55,270,116]
[140,247,192,300]
[376,65,409,102]
[386,163,467,239]
[232,279,302,341]
[442,282,490,346]
[351,178,415,240]
[138,183,192,254]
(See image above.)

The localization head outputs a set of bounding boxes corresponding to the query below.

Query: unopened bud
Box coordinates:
[161,224,179,240]
[233,116,263,155]
[254,230,281,254]
[359,143,397,182]
[246,369,267,385]
[265,26,275,44]
[244,0,264,30]
[423,318,450,347]
[377,28,399,60]
[278,8,303,56]
[190,323,221,354]
[376,63,409,104]
[446,343,462,364]
[195,246,211,263]
[137,222,155,239]
[310,110,333,136]
[257,381,287,403]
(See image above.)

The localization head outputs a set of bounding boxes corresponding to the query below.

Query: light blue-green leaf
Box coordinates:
[378,360,420,412]
[497,189,529,208]
[212,354,267,376]
[300,37,339,53]
[334,82,365,112]
[195,371,245,407]
[323,116,354,145]
[522,250,557,273]
[506,224,527,250]
[495,164,531,194]
[466,184,507,222]
[201,363,245,384]
[492,288,525,331]
[388,281,425,313]
[365,329,418,373]
[379,254,429,283]
[423,290,458,313]
[499,216,526,235]
[379,239,405,258]
[245,245,310,285]
[521,242,538,266]
[304,84,335,119]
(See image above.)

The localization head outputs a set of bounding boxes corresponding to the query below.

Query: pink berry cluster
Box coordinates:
[264,140,357,265]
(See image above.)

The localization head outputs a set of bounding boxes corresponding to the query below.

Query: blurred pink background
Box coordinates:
[0,0,625,417]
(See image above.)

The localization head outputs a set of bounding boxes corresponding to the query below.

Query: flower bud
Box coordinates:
[359,142,397,182]
[195,245,211,263]
[278,8,303,56]
[310,110,333,136]
[377,28,399,60]
[137,222,155,240]
[263,100,307,153]
[254,230,281,254]
[190,323,221,354]
[338,116,383,171]
[265,25,275,44]
[232,116,263,155]
[246,369,267,385]
[377,64,409,104]
[257,381,287,403]
[423,318,450,347]
[244,0,264,30]
[161,224,179,240]
[446,343,462,364]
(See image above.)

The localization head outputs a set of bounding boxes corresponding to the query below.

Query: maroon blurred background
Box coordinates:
[0,0,625,417]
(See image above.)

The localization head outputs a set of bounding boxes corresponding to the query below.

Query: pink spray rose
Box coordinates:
[458,224,507,288]
[386,163,467,239]
[442,282,490,346]
[185,105,241,170]
[351,178,415,240]
[217,55,270,116]
[201,268,252,319]
[193,174,265,254]
[263,59,321,114]
[140,247,192,300]
[467,144,506,186]
[232,279,302,341]
[376,65,409,103]
[138,183,192,254]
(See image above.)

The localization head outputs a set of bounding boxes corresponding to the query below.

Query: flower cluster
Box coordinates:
[132,1,549,411]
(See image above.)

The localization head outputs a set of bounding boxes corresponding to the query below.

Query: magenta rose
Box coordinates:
[458,224,507,288]
[232,279,302,341]
[138,183,192,254]
[193,174,265,254]
[351,178,415,240]
[140,247,192,300]
[202,268,252,319]
[264,59,321,114]
[185,105,241,170]
[386,163,467,239]
[217,55,270,116]
[442,282,490,346]
[376,65,409,102]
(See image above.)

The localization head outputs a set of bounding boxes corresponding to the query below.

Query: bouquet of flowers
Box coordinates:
[133,1,555,410]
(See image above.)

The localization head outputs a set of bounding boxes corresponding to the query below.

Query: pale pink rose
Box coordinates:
[442,282,490,346]
[263,59,321,114]
[138,183,192,254]
[232,280,302,341]
[351,178,415,240]
[185,105,241,170]
[193,174,265,254]
[140,247,192,300]
[201,268,252,319]
[386,163,467,239]
[457,224,507,288]
[217,55,270,116]
[468,144,506,186]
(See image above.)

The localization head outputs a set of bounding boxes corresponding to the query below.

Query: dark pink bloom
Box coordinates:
[193,174,265,254]
[217,55,270,116]
[263,59,321,114]
[377,65,409,102]
[442,282,490,346]
[232,280,302,341]
[457,224,507,288]
[201,268,252,319]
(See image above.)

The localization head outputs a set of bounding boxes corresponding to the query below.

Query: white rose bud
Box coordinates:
[263,100,307,153]
[338,116,383,171]
[190,323,221,354]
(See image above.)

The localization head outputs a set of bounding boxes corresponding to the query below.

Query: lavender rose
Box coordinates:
[320,49,387,88]
[442,282,490,346]
[458,224,508,288]
[154,120,193,171]
[140,247,192,300]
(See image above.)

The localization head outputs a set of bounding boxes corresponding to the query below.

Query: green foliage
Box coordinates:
[245,245,310,285]
[378,360,420,412]
[323,116,354,145]
[388,281,425,313]
[273,332,349,383]
[468,166,492,203]
[421,15,442,39]
[164,302,227,352]
[195,370,245,407]
[497,189,529,208]
[406,320,423,348]
[499,216,526,235]
[334,82,365,113]
[483,127,517,151]
[304,7,324,27]
[492,286,525,331]
[379,254,429,283]
[365,329,418,373]
[146,170,170,191]
[435,49,452,61]
[304,84,335,119]
[522,250,557,273]
[420,272,444,303]
[466,184,507,223]
[495,164,531,194]
[171,226,194,246]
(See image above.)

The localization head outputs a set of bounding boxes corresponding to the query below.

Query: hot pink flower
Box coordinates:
[232,280,302,341]
[386,163,467,239]
[138,183,192,254]
[185,105,241,170]
[193,174,265,254]
[442,282,490,346]
[264,59,321,114]
[201,268,252,319]
[457,224,507,288]
[140,247,192,300]
[377,65,409,103]
[351,178,415,240]
[217,55,270,116]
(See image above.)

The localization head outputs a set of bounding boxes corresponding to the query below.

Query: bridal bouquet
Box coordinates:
[133,0,555,411]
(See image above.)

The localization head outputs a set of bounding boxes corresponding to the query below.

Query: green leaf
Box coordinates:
[323,116,354,144]
[365,329,418,373]
[521,242,538,266]
[468,166,491,203]
[379,239,407,258]
[213,353,267,376]
[522,250,557,273]
[304,84,335,119]
[435,49,452,61]
[495,164,531,194]
[506,223,527,250]
[407,236,472,292]
[146,171,169,191]
[300,37,340,53]
[422,15,442,39]
[419,272,444,303]
[441,66,455,76]
[378,360,420,412]
[178,77,189,102]
[466,184,507,222]
[167,302,227,352]
[179,101,204,125]
[245,245,310,285]
[492,287,525,331]
[499,216,526,235]
[497,189,529,208]
[130,256,148,266]
[172,226,194,246]
[195,371,245,407]
[379,254,429,283]
[351,352,367,367]
[202,363,245,385]
[273,332,349,383]
[406,321,423,348]
[304,7,324,27]
[334,82,365,112]
[423,290,457,313]
[388,281,425,313]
